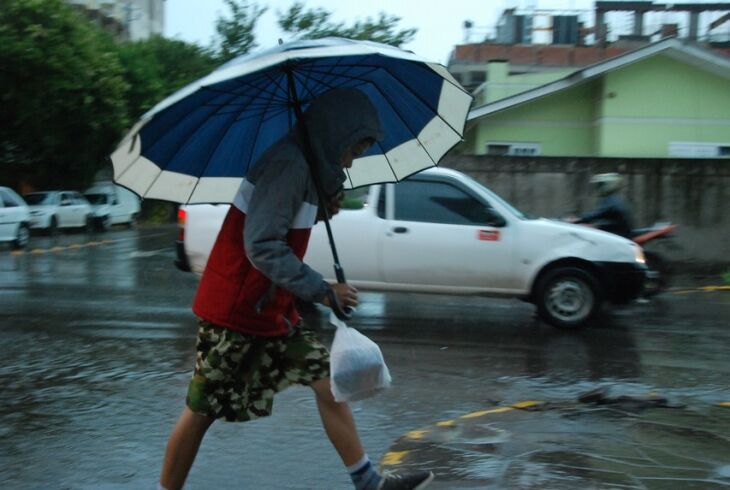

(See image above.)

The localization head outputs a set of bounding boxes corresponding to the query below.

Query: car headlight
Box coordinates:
[634,245,646,264]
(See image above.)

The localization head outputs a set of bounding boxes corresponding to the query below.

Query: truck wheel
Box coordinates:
[96,215,111,232]
[13,224,30,250]
[127,214,137,229]
[47,216,58,236]
[536,266,603,329]
[83,215,93,233]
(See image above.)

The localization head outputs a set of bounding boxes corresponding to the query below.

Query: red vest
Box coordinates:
[193,206,312,336]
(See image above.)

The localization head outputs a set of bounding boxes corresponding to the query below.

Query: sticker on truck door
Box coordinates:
[478,229,500,241]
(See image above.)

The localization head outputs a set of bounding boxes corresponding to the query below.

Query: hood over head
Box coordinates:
[297,88,383,198]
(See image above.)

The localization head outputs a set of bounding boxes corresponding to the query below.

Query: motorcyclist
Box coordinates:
[574,173,634,238]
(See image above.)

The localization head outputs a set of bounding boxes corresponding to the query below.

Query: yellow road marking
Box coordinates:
[381,451,409,466]
[67,244,84,249]
[672,285,730,294]
[719,402,730,408]
[49,246,65,253]
[30,249,46,254]
[10,251,24,256]
[460,407,513,419]
[406,430,430,440]
[436,420,455,427]
[513,400,543,409]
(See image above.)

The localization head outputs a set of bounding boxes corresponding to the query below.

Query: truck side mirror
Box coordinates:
[484,207,506,227]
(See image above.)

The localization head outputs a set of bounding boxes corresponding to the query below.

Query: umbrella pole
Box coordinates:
[285,69,350,289]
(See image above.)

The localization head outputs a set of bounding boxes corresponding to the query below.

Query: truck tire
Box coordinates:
[535,266,603,329]
[96,215,111,232]
[48,216,58,236]
[127,214,138,229]
[13,224,30,250]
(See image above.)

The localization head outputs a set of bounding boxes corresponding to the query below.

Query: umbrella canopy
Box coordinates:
[111,37,472,204]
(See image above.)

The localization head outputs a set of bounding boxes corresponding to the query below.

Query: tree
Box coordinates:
[277,2,417,46]
[117,36,217,121]
[0,0,129,190]
[215,0,268,63]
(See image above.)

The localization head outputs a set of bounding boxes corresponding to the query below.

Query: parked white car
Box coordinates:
[175,168,646,328]
[0,186,31,249]
[84,181,141,230]
[24,190,93,233]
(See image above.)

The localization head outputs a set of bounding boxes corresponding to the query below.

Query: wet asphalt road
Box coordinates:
[0,225,728,489]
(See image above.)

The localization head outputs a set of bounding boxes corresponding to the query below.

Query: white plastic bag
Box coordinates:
[329,312,391,402]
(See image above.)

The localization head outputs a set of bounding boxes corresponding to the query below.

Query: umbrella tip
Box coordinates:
[278,38,284,45]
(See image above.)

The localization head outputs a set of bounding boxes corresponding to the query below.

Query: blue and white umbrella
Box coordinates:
[111,37,472,204]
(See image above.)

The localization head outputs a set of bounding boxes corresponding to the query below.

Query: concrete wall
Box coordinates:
[442,155,730,265]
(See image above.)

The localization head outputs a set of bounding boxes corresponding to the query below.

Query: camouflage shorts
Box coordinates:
[186,319,330,422]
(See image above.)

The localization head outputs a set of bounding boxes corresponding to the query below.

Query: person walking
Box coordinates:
[158,88,434,490]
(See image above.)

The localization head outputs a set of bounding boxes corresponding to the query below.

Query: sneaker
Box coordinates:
[377,470,434,490]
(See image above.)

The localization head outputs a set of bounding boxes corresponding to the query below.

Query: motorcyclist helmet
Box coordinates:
[589,173,623,196]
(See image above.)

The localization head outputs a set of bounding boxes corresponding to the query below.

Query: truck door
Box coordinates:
[381,177,515,291]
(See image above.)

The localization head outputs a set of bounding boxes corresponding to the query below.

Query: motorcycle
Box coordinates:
[630,223,677,297]
[563,216,677,297]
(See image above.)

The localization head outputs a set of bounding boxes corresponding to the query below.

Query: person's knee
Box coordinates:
[180,406,215,433]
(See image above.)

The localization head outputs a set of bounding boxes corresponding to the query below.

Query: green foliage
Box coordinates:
[215,0,267,63]
[117,36,216,121]
[0,0,129,190]
[277,2,417,46]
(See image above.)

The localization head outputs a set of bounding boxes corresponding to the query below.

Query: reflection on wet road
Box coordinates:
[0,226,728,489]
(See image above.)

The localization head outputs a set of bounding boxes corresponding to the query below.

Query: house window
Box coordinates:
[471,71,486,84]
[486,142,541,156]
[669,142,730,158]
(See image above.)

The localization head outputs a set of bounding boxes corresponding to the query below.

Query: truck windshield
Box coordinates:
[470,181,530,219]
[84,193,108,205]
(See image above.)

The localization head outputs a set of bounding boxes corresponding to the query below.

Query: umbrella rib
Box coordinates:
[185,74,288,202]
[232,69,289,123]
[183,106,248,203]
[141,88,243,165]
[204,75,291,106]
[291,68,319,103]
[241,76,283,174]
[369,80,439,166]
[303,57,466,137]
[294,57,353,100]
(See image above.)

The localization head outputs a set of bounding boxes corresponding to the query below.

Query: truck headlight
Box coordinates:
[635,245,646,264]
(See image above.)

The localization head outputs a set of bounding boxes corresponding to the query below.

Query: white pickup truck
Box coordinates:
[175,167,646,328]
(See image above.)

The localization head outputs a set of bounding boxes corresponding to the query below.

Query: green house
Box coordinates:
[462,38,730,159]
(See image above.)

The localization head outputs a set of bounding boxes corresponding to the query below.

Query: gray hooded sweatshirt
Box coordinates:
[216,88,382,314]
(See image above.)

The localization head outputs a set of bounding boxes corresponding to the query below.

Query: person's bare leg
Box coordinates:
[159,406,215,490]
[311,378,364,466]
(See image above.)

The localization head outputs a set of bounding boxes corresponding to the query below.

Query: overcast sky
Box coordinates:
[164,0,598,64]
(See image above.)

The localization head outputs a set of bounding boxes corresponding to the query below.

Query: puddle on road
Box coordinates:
[385,400,730,489]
